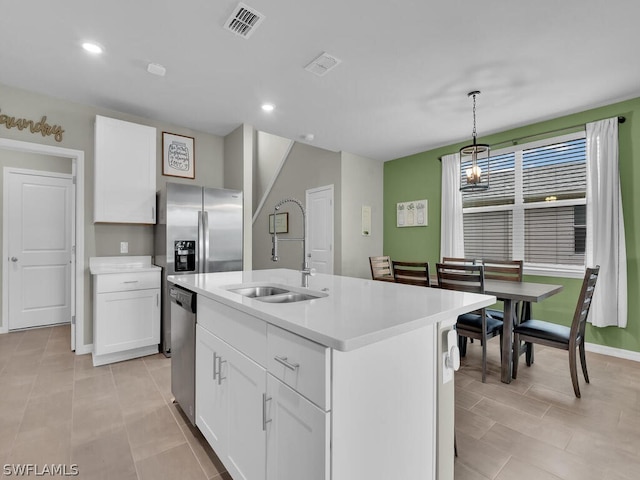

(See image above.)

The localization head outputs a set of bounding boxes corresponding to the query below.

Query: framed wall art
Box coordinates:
[162,132,195,179]
[269,212,289,234]
[396,199,428,227]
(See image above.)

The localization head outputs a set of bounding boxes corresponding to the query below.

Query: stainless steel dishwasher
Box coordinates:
[169,284,196,425]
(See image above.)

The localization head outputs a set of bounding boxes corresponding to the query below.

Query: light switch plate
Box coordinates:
[120,241,128,254]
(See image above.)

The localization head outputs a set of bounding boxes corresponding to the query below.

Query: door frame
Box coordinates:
[305,184,334,274]
[0,138,85,354]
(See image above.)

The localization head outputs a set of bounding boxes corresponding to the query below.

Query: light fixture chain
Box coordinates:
[472,93,477,141]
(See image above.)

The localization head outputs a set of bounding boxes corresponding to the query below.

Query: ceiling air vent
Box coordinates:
[304,52,342,76]
[224,3,265,39]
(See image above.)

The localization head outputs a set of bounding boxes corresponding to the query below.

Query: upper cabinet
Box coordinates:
[94,115,157,223]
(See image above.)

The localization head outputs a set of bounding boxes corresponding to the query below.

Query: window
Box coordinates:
[461,132,587,276]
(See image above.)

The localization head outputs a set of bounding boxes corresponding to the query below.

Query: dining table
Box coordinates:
[483,280,563,383]
[430,276,563,383]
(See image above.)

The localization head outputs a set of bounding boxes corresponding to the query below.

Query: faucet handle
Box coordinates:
[309,268,317,277]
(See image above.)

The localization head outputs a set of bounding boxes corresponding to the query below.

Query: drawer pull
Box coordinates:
[262,393,272,431]
[123,280,139,284]
[274,355,299,371]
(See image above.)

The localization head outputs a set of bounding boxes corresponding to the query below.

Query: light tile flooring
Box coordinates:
[455,338,640,480]
[0,324,230,480]
[1,325,639,480]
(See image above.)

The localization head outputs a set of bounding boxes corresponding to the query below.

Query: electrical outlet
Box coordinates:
[120,242,128,254]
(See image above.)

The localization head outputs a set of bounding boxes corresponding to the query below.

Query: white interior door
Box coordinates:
[306,185,334,274]
[6,170,73,330]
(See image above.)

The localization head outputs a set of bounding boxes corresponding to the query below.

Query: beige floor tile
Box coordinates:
[111,359,150,387]
[19,389,73,433]
[179,421,227,479]
[470,397,573,450]
[454,461,492,480]
[136,443,207,480]
[455,406,495,440]
[142,353,171,371]
[115,376,167,418]
[148,363,172,404]
[9,424,71,466]
[71,427,135,477]
[72,394,125,445]
[74,353,111,380]
[482,423,606,480]
[495,456,563,480]
[74,372,118,402]
[30,367,75,399]
[455,430,511,479]
[124,404,187,462]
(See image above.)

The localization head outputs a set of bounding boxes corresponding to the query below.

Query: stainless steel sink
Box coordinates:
[228,286,290,298]
[256,292,322,303]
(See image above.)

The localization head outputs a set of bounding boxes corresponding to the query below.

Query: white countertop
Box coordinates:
[89,255,161,275]
[168,269,496,352]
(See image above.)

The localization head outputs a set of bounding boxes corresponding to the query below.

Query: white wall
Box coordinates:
[340,152,384,279]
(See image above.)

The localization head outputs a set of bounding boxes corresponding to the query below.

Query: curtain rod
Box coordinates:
[438,115,626,161]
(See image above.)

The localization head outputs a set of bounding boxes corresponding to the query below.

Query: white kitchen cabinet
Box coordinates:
[196,322,266,480]
[195,297,329,480]
[94,115,157,224]
[266,374,329,480]
[90,257,161,366]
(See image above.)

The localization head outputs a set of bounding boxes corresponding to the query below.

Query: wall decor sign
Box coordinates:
[269,212,289,234]
[0,108,65,142]
[162,132,195,179]
[396,199,427,227]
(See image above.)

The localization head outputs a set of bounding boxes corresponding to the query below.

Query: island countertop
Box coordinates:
[167,268,495,352]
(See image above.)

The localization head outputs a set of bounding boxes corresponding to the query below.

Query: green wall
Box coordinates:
[384,96,640,354]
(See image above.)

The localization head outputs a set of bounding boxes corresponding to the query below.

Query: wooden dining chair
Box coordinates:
[442,257,477,265]
[392,261,430,286]
[369,256,395,282]
[481,259,525,323]
[436,263,503,383]
[512,266,600,398]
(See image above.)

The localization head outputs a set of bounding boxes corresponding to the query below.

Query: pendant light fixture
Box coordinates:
[460,91,490,191]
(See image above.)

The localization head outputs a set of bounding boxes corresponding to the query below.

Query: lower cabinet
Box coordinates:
[265,374,330,480]
[195,297,330,480]
[196,324,267,480]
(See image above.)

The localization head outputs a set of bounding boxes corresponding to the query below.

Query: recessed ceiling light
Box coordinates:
[82,42,103,54]
[261,103,275,112]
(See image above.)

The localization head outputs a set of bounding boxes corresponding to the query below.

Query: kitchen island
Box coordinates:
[168,269,495,480]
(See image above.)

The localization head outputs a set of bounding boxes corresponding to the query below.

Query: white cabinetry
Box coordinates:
[194,293,437,480]
[90,257,161,366]
[196,297,328,480]
[196,324,266,480]
[94,115,156,224]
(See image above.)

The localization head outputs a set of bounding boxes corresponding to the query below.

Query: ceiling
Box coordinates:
[1,0,639,161]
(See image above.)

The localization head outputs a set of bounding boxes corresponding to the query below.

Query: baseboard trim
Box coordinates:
[585,342,640,363]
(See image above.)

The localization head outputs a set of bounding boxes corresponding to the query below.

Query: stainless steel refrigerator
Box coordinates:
[154,182,243,356]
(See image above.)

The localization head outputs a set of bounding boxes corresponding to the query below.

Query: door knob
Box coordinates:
[10,257,18,262]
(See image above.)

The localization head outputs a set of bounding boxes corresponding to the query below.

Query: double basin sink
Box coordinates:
[227,284,327,304]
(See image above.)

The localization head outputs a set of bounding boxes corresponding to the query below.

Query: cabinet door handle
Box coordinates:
[262,393,272,431]
[274,355,299,371]
[213,352,218,381]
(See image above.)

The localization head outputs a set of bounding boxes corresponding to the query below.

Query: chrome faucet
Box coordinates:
[271,197,314,287]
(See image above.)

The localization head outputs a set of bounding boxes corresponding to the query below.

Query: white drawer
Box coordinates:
[197,296,267,366]
[94,271,160,293]
[267,325,331,410]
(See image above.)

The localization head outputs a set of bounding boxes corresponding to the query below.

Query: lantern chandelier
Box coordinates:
[460,90,490,191]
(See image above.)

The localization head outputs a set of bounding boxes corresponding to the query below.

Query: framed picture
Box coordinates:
[396,199,428,227]
[269,212,289,234]
[162,132,195,179]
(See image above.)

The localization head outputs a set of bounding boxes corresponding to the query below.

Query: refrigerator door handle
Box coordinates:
[202,210,210,273]
[197,211,204,274]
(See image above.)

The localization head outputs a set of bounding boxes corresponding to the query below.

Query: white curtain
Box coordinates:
[440,153,465,259]
[585,117,627,328]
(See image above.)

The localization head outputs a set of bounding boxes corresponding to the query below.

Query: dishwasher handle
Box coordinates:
[169,285,196,314]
